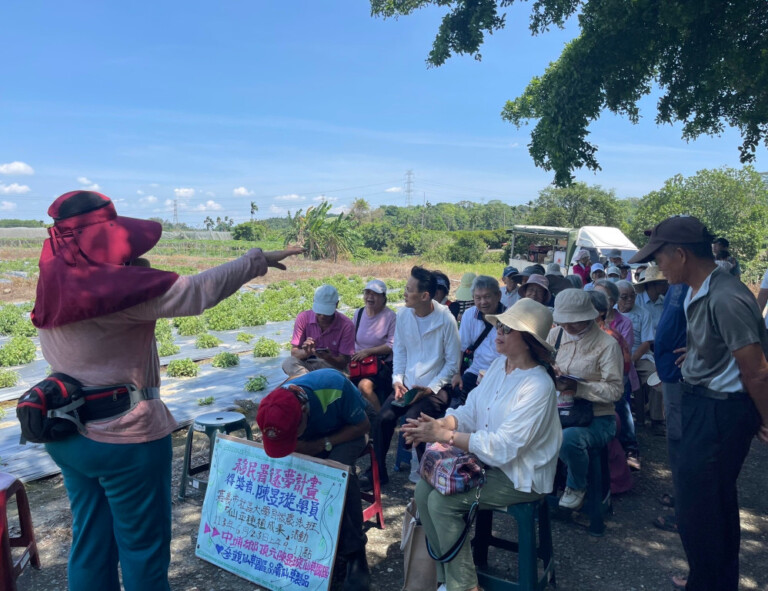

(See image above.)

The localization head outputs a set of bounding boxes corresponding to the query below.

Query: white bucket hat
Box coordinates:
[485,298,555,353]
[552,289,599,324]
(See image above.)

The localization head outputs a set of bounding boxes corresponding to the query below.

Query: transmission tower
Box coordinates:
[404,170,414,207]
[173,199,178,226]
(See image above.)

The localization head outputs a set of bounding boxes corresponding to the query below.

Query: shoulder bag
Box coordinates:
[349,308,382,380]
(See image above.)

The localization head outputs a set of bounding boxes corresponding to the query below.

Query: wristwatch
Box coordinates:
[324,438,333,452]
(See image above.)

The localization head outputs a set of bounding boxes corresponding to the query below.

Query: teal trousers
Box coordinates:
[415,468,543,591]
[46,434,172,591]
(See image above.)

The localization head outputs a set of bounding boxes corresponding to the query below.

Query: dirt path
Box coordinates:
[12,421,768,591]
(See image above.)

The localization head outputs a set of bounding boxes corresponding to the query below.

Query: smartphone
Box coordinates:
[391,388,420,407]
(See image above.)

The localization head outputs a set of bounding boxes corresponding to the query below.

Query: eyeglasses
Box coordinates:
[495,321,514,335]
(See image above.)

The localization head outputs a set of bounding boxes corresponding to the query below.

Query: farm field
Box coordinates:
[1,244,766,591]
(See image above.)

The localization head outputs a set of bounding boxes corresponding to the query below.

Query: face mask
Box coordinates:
[568,321,593,341]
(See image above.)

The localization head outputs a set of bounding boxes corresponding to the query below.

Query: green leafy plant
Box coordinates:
[173,316,206,336]
[0,305,36,337]
[198,396,215,406]
[212,352,240,368]
[236,332,253,344]
[195,334,222,349]
[0,336,36,367]
[157,341,180,356]
[244,375,268,392]
[252,337,281,357]
[204,298,242,331]
[0,369,18,388]
[154,319,173,342]
[166,358,199,378]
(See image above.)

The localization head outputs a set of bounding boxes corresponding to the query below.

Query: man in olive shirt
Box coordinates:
[630,216,768,591]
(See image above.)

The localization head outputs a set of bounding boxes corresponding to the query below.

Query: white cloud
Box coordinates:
[206,191,215,197]
[137,190,145,195]
[0,161,34,175]
[77,176,100,190]
[274,194,305,202]
[313,195,338,202]
[330,205,348,215]
[194,200,222,211]
[139,195,158,205]
[385,186,403,193]
[0,183,30,195]
[233,186,254,197]
[270,204,286,215]
[164,199,174,208]
[174,187,195,198]
[0,201,17,210]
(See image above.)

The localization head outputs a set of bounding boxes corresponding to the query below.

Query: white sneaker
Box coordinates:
[559,487,586,510]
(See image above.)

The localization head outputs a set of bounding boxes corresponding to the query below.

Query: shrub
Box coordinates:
[448,234,488,264]
[166,358,199,378]
[10,318,37,337]
[154,319,174,342]
[0,305,36,337]
[196,334,222,349]
[252,337,280,357]
[157,341,180,356]
[173,316,206,336]
[236,332,253,344]
[232,221,267,241]
[204,299,242,331]
[244,375,268,392]
[0,336,36,367]
[197,396,215,406]
[0,369,19,388]
[212,352,240,368]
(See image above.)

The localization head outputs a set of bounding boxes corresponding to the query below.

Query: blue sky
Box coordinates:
[1,1,765,226]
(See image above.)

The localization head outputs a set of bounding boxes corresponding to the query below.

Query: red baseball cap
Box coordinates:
[256,387,304,458]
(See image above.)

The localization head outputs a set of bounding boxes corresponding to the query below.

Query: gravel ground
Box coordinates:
[12,419,768,591]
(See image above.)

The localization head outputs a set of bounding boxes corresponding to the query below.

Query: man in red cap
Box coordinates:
[257,368,371,591]
[33,190,302,591]
[630,215,768,591]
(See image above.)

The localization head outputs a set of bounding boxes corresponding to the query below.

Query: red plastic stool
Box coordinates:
[1,472,41,591]
[358,442,385,529]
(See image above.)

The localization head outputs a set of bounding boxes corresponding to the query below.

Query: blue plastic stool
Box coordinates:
[178,411,253,500]
[472,498,556,591]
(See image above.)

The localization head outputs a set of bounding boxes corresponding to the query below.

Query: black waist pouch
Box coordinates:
[16,373,85,444]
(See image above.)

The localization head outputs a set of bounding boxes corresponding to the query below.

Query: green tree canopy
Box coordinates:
[371,0,768,186]
[527,183,622,228]
[630,166,768,261]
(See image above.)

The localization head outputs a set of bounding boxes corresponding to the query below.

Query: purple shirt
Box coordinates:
[353,307,396,355]
[290,310,355,356]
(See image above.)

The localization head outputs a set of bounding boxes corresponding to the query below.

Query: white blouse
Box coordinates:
[447,357,562,494]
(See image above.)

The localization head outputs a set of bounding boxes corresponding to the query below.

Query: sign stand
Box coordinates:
[195,433,349,590]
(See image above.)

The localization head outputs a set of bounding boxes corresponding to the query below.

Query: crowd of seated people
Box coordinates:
[268,255,683,590]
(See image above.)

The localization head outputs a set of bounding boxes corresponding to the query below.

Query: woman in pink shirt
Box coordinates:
[32,190,301,591]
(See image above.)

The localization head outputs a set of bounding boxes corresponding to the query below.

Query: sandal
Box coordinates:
[659,493,675,507]
[671,575,687,589]
[653,514,678,532]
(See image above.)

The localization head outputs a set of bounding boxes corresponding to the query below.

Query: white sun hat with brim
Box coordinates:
[552,289,600,324]
[634,265,668,291]
[485,298,555,353]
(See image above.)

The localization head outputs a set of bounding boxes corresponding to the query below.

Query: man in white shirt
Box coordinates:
[369,266,460,487]
[451,275,505,405]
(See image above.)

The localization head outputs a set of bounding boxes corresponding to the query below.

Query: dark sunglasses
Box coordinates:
[495,321,514,335]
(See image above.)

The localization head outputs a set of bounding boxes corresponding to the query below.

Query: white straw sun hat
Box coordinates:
[485,298,555,353]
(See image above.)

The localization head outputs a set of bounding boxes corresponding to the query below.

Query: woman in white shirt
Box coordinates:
[402,298,562,591]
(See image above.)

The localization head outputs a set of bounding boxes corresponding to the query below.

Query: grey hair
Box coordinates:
[566,274,583,289]
[616,280,634,293]
[588,290,609,315]
[471,275,501,296]
[594,278,619,305]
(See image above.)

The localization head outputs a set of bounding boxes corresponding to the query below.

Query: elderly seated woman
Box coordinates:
[546,289,624,510]
[517,274,551,306]
[402,299,562,591]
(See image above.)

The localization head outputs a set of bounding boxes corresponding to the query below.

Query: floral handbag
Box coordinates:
[419,442,486,496]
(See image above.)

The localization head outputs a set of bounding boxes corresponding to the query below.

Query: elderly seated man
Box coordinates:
[282,284,355,377]
[451,275,505,406]
[617,279,662,431]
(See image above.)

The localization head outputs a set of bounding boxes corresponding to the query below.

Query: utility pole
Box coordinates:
[404,170,414,207]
